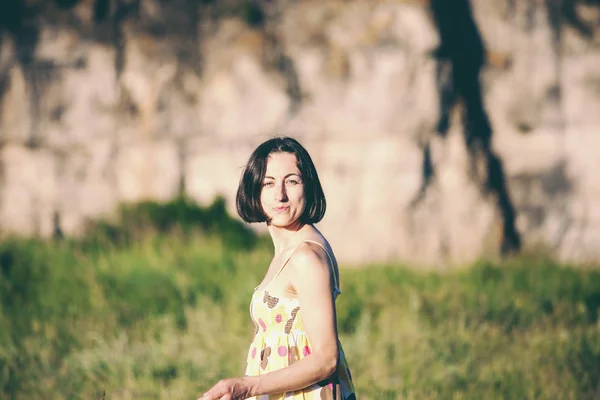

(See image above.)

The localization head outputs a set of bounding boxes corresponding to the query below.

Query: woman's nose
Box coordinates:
[275,183,288,201]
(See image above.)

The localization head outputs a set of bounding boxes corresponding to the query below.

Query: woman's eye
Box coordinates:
[263,181,274,187]
[286,179,299,185]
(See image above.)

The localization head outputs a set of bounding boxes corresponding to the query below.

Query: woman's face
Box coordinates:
[260,152,306,228]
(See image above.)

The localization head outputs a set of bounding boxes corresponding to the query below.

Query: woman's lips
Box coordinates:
[273,206,289,213]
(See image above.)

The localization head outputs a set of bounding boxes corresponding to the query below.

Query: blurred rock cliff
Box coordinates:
[1,0,599,267]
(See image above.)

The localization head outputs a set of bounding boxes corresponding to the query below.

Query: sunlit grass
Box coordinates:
[1,198,599,399]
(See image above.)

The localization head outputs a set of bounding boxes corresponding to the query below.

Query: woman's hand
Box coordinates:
[197,377,256,400]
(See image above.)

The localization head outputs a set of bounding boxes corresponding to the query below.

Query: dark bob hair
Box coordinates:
[236,136,326,224]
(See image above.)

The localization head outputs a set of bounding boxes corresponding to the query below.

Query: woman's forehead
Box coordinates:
[265,152,299,174]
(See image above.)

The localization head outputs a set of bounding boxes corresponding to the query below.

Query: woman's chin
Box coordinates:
[268,216,300,229]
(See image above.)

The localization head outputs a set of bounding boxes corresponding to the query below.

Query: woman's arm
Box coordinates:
[250,243,339,395]
[199,243,339,400]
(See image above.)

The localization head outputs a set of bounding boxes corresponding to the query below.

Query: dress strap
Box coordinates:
[268,240,340,295]
[269,246,299,286]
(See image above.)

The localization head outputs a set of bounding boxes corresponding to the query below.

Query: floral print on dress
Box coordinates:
[245,288,356,400]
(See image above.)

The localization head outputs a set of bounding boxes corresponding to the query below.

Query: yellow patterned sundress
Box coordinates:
[245,240,356,400]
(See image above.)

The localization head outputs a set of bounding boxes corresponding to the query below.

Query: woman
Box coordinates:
[198,137,356,400]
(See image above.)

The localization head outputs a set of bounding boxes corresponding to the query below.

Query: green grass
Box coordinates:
[1,197,599,399]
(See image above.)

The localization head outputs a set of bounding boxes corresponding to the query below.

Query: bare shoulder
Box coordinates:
[288,241,331,278]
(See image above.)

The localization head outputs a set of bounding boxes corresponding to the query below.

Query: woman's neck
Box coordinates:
[267,221,311,255]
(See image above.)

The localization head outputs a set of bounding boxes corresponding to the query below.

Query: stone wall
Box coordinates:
[0,0,599,267]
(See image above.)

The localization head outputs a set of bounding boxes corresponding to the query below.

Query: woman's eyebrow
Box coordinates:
[264,173,301,179]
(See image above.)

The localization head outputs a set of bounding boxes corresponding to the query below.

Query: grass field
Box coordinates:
[1,198,599,399]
